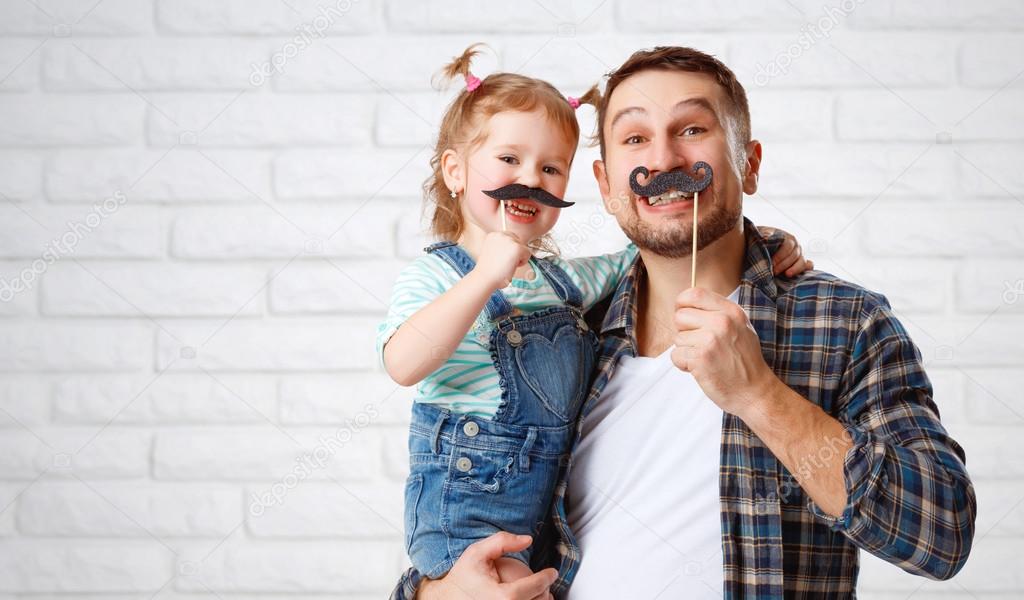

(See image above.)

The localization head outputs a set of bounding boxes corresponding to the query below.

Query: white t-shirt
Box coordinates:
[565,286,741,600]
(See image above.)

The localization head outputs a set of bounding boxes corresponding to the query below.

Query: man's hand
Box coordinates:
[416,532,558,600]
[670,287,777,417]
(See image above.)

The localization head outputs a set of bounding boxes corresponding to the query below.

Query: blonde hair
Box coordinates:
[424,44,599,253]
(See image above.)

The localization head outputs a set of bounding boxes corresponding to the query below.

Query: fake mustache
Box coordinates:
[628,162,713,197]
[482,184,574,208]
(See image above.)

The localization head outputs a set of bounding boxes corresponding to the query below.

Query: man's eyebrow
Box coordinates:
[609,97,719,131]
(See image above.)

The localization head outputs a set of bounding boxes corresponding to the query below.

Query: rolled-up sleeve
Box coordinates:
[808,297,977,581]
[389,566,422,599]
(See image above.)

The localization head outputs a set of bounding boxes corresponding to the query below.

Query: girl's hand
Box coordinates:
[474,231,532,290]
[763,227,814,277]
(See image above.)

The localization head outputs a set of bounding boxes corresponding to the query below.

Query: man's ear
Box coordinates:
[742,140,762,196]
[441,148,464,194]
[593,159,612,210]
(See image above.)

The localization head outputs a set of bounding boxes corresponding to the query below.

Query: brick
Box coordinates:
[0,205,164,259]
[18,482,241,537]
[171,205,399,259]
[798,257,950,314]
[0,151,42,201]
[156,0,381,35]
[899,316,1024,368]
[957,261,1024,314]
[0,0,153,35]
[0,322,151,372]
[0,95,144,146]
[837,90,1024,141]
[961,368,1024,425]
[269,259,402,314]
[41,262,266,317]
[732,33,952,89]
[47,149,273,203]
[274,148,430,199]
[174,540,400,593]
[246,481,402,537]
[0,428,150,480]
[0,262,37,316]
[271,36,491,92]
[279,373,413,425]
[954,143,1024,198]
[146,94,374,147]
[0,377,49,427]
[388,0,611,33]
[43,38,271,91]
[850,0,1024,30]
[154,427,380,481]
[865,202,1024,257]
[53,374,278,424]
[616,1,808,32]
[0,542,170,592]
[747,90,833,142]
[960,35,1024,88]
[375,92,445,148]
[0,40,42,91]
[760,143,952,198]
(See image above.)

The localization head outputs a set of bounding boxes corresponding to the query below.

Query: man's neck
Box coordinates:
[635,221,746,357]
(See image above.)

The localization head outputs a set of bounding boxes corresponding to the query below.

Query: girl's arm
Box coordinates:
[382,232,530,387]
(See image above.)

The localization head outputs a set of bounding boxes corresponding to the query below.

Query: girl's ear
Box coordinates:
[440,148,465,195]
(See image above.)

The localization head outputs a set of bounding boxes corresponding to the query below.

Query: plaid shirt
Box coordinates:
[391,219,976,599]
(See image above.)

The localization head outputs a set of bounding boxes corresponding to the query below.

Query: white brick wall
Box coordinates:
[0,0,1021,596]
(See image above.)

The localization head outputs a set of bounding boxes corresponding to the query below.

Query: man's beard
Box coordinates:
[619,190,741,258]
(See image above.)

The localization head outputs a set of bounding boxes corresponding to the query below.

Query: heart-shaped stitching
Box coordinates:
[513,324,585,423]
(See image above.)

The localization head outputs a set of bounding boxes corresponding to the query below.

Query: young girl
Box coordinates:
[377,45,810,583]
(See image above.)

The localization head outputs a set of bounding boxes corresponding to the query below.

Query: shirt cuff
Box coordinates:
[807,422,888,532]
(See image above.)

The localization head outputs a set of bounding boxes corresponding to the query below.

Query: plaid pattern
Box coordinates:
[391,219,976,599]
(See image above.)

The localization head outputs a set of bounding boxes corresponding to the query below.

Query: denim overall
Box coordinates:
[404,241,598,579]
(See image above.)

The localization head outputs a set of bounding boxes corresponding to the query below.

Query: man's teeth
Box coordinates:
[506,201,538,216]
[646,189,695,206]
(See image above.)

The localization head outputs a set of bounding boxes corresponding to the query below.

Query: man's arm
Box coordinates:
[673,288,977,581]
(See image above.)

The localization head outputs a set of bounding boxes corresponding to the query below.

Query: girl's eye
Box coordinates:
[543,166,561,175]
[625,135,645,145]
[500,155,519,164]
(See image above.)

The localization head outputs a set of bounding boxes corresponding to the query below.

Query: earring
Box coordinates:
[450,190,457,199]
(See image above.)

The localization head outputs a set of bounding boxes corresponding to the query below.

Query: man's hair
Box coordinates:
[595,46,751,166]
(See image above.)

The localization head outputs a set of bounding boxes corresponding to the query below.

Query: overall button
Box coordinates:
[455,457,473,472]
[462,421,479,437]
[506,330,522,345]
[576,317,589,331]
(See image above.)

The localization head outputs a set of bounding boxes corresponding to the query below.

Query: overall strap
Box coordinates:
[531,256,584,309]
[424,241,515,321]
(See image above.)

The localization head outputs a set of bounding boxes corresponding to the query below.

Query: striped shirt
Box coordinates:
[376,244,639,418]
[390,220,976,599]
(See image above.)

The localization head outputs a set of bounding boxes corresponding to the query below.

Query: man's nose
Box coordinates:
[647,135,684,175]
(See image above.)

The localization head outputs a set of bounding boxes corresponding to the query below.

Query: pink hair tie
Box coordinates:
[567,96,581,109]
[465,73,482,92]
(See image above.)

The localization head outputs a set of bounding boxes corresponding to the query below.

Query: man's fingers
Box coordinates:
[465,532,532,562]
[676,286,728,311]
[504,568,557,600]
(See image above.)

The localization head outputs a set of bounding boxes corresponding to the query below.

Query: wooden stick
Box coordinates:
[691,190,699,288]
[501,200,508,232]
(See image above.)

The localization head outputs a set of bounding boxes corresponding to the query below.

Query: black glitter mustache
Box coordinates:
[628,162,713,198]
[482,184,574,208]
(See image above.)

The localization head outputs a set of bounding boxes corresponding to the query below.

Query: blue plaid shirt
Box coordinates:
[391,219,976,599]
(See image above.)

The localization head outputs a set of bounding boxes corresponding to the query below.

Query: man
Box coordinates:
[392,46,976,599]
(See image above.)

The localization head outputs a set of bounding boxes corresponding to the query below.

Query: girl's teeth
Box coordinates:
[506,201,537,216]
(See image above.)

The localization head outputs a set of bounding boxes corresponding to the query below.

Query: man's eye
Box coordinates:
[624,135,644,144]
[681,127,706,136]
[500,156,519,164]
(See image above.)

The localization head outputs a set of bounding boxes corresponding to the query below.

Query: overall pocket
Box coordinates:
[513,323,595,424]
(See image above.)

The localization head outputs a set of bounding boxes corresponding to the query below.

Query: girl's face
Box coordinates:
[449,109,576,245]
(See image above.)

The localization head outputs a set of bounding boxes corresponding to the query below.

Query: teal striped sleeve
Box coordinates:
[555,244,639,310]
[375,255,457,368]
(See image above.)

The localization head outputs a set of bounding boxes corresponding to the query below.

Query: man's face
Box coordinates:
[593,69,760,258]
